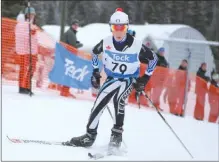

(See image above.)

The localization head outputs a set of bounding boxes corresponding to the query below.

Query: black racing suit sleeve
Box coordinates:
[138,44,158,78]
[91,40,103,71]
[92,40,103,55]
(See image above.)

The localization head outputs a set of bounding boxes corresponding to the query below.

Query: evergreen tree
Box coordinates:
[144,1,158,23]
[2,1,25,19]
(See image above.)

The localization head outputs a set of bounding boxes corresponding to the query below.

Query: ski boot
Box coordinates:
[64,133,97,147]
[19,87,29,94]
[109,127,123,148]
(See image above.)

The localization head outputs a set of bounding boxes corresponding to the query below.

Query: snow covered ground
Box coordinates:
[2,85,218,161]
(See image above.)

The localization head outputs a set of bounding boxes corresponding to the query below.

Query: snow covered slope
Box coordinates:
[2,85,218,161]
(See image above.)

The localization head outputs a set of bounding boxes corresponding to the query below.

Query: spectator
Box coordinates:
[60,19,83,98]
[174,59,191,116]
[15,7,38,95]
[150,47,169,111]
[196,63,210,81]
[62,19,83,48]
[156,47,169,68]
[194,63,210,120]
[178,59,188,71]
[208,72,219,123]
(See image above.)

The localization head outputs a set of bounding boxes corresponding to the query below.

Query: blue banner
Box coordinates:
[49,43,94,90]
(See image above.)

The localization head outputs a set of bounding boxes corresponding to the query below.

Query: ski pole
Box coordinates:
[106,105,127,149]
[28,1,33,97]
[141,91,193,159]
[136,92,141,109]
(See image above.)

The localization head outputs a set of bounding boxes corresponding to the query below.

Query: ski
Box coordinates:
[7,135,127,160]
[88,152,113,160]
[88,146,127,160]
[6,135,75,147]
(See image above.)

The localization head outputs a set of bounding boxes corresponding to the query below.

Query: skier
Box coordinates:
[65,8,158,148]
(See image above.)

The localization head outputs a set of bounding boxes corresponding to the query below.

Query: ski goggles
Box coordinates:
[110,24,128,32]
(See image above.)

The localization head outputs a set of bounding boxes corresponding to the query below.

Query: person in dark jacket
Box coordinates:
[62,19,83,48]
[156,47,169,68]
[194,63,210,120]
[196,63,210,81]
[60,19,83,98]
[178,59,188,71]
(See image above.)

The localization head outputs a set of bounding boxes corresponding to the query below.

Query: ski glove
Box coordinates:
[91,69,102,89]
[133,74,150,92]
